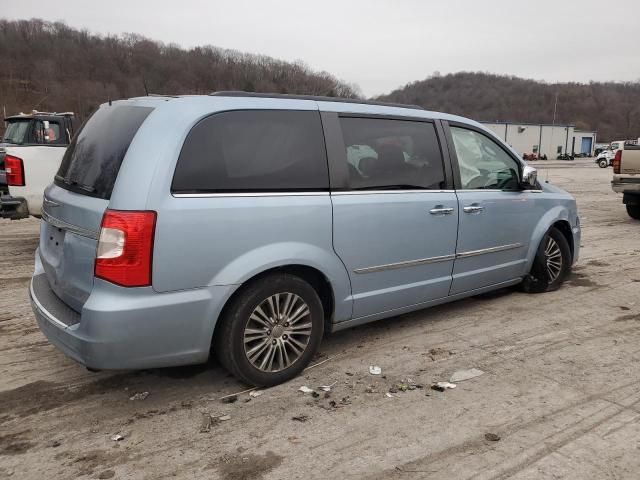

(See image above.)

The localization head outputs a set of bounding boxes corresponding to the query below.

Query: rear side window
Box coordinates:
[172,110,328,193]
[339,117,446,190]
[55,105,154,199]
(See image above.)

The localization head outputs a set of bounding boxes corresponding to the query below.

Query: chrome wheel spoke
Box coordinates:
[244,292,312,373]
[246,340,269,362]
[288,305,311,325]
[544,237,562,283]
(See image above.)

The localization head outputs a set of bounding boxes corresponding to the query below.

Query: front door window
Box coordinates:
[450,127,520,190]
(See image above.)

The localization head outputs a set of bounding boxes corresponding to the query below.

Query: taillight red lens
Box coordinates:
[95,210,157,287]
[613,150,622,174]
[5,154,25,186]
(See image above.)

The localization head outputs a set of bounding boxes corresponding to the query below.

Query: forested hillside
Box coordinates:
[377,72,640,141]
[0,19,359,124]
[1,19,638,141]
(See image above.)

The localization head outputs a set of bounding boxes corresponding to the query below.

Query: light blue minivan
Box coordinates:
[30,93,580,386]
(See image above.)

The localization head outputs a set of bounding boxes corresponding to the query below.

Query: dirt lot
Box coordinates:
[1,159,639,480]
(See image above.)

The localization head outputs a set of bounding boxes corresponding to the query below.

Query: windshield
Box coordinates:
[2,120,31,144]
[611,142,620,150]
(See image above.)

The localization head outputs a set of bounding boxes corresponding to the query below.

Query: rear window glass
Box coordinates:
[2,120,30,145]
[55,105,154,199]
[32,120,64,145]
[172,110,328,193]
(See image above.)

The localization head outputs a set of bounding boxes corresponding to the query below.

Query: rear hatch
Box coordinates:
[40,103,154,312]
[621,145,640,175]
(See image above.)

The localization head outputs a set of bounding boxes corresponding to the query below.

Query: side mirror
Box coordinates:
[521,165,538,189]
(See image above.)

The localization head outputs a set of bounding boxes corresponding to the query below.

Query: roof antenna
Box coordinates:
[108,98,112,106]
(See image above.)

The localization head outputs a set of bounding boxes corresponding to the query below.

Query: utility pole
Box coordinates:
[551,92,558,127]
[550,92,559,156]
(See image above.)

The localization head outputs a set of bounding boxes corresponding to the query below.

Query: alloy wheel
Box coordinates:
[544,236,563,283]
[243,293,312,372]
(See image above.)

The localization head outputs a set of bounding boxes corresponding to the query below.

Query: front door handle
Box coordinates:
[463,204,484,214]
[429,206,455,215]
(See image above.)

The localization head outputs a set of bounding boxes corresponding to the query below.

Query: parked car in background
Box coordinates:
[30,93,580,386]
[596,149,614,168]
[557,153,574,160]
[0,111,75,219]
[611,142,640,219]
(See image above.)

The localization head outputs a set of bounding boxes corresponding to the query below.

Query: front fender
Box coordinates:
[525,206,571,271]
[210,242,353,323]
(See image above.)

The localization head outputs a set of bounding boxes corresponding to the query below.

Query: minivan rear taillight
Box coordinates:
[613,150,622,174]
[5,154,25,186]
[95,210,157,287]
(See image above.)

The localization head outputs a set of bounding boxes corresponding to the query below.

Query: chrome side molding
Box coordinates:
[354,243,524,274]
[455,243,524,259]
[354,254,456,274]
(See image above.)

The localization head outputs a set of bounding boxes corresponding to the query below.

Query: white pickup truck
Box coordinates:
[611,142,640,219]
[0,111,75,219]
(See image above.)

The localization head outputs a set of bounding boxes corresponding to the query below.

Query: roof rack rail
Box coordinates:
[209,91,424,110]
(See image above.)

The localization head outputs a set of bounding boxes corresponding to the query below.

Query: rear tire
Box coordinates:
[627,204,640,220]
[521,227,571,293]
[215,273,324,387]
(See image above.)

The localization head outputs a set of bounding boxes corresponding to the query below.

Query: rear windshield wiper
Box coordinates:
[55,175,96,193]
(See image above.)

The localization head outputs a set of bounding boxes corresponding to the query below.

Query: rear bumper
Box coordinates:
[612,177,640,194]
[0,194,29,219]
[30,251,236,370]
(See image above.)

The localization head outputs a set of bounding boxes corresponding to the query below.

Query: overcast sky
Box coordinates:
[3,0,639,96]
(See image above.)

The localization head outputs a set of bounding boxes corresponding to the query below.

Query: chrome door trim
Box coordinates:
[174,190,460,198]
[456,243,524,259]
[332,190,456,195]
[41,210,99,240]
[353,254,456,274]
[455,189,543,193]
[172,191,331,198]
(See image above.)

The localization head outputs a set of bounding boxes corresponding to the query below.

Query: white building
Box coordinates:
[482,121,597,158]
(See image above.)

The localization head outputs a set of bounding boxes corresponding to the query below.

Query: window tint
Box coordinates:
[56,105,154,199]
[172,110,328,193]
[450,127,520,190]
[339,117,445,190]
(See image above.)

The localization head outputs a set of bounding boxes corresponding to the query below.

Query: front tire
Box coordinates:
[521,227,572,293]
[598,159,608,168]
[627,204,640,220]
[215,274,324,387]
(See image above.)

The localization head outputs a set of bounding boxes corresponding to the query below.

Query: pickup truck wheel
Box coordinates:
[215,273,324,387]
[521,227,571,294]
[598,159,608,168]
[627,205,640,220]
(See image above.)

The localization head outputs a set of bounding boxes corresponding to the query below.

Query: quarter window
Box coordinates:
[172,110,328,193]
[339,117,446,190]
[450,127,520,190]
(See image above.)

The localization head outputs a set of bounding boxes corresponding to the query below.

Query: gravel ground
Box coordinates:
[1,159,639,480]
